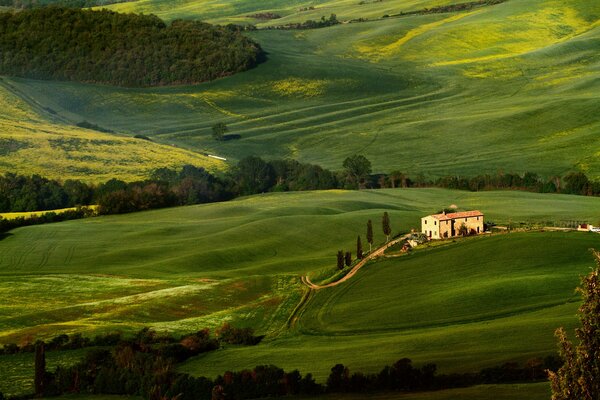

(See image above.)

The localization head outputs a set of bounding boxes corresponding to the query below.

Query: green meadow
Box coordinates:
[2,0,598,181]
[0,188,599,395]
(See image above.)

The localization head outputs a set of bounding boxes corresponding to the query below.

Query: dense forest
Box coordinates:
[0,7,265,86]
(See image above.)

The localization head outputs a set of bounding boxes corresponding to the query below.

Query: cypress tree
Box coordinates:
[382,212,392,242]
[548,249,600,400]
[34,341,46,397]
[367,220,373,252]
[345,251,352,267]
[357,235,363,259]
[337,250,345,270]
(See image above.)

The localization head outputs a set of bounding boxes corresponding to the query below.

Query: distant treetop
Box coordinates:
[0,7,265,87]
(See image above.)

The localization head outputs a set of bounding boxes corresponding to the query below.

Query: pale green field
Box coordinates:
[0,78,225,182]
[1,0,599,180]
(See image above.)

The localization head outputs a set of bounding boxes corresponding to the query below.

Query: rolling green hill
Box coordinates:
[3,0,596,180]
[0,78,225,182]
[0,189,598,390]
[3,0,600,178]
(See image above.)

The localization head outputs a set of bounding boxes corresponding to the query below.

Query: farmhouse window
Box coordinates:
[434,221,437,225]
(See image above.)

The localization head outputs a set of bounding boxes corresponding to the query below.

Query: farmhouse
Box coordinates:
[421,210,484,239]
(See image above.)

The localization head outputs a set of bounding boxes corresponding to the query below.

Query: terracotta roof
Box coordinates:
[430,210,483,221]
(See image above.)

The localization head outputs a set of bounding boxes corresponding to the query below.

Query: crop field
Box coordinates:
[1,0,597,180]
[0,79,225,182]
[0,189,599,394]
[103,0,465,25]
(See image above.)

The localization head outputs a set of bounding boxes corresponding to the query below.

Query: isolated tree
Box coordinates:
[343,155,372,189]
[367,220,374,252]
[212,122,228,141]
[548,250,600,400]
[337,250,345,270]
[34,341,46,397]
[458,223,468,237]
[382,212,392,242]
[356,236,363,259]
[345,251,352,267]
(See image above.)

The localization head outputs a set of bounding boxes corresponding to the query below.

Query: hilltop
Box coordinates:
[0,0,594,180]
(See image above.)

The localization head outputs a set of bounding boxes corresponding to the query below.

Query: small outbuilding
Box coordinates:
[421,210,484,239]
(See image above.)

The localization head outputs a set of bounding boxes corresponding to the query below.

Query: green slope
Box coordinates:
[179,231,600,380]
[0,189,598,376]
[3,0,598,179]
[0,78,225,182]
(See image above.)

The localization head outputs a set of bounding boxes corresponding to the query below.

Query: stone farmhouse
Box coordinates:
[421,210,484,239]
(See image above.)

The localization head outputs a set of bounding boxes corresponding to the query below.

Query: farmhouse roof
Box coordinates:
[430,210,483,221]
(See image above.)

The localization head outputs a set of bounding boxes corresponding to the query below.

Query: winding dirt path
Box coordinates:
[303,233,411,290]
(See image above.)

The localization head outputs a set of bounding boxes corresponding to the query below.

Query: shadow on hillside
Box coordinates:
[0,232,13,242]
[223,134,241,141]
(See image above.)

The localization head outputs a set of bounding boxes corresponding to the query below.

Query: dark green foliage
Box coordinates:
[234,156,275,195]
[337,250,345,270]
[563,172,591,195]
[344,251,352,267]
[343,154,372,189]
[215,323,261,346]
[212,122,228,141]
[269,13,339,30]
[0,207,94,234]
[367,220,374,252]
[382,211,391,242]
[76,121,114,133]
[548,250,600,400]
[0,7,264,87]
[34,341,46,396]
[356,235,363,259]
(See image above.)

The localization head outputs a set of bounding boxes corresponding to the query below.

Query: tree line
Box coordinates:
[0,7,265,87]
[1,156,598,230]
[23,339,565,400]
[0,324,261,357]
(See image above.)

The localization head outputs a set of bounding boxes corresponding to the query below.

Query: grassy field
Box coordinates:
[1,0,597,180]
[0,78,225,182]
[179,230,600,381]
[103,0,469,25]
[0,189,598,394]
